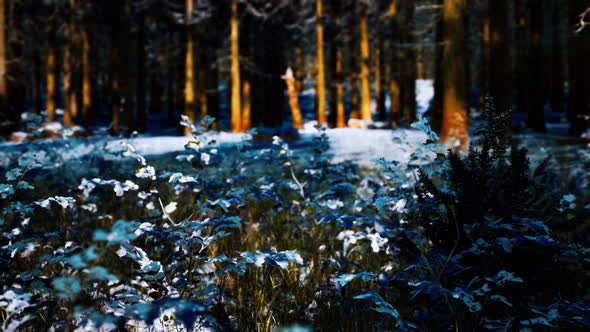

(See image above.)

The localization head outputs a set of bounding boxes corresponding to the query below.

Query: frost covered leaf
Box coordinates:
[200,152,210,165]
[169,172,197,183]
[336,272,374,287]
[36,196,76,209]
[136,165,156,180]
[122,142,146,165]
[164,202,177,214]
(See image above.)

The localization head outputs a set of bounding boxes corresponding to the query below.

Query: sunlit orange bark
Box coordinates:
[440,0,468,150]
[183,0,195,135]
[283,68,303,129]
[230,0,241,132]
[334,46,345,128]
[63,0,77,126]
[359,5,372,122]
[316,0,326,124]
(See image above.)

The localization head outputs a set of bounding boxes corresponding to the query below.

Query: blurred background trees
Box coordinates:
[0,0,588,148]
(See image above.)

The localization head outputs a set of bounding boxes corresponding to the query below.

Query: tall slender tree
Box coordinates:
[183,0,195,135]
[440,0,468,149]
[230,0,241,132]
[569,1,590,134]
[489,0,511,113]
[359,2,372,122]
[316,0,327,124]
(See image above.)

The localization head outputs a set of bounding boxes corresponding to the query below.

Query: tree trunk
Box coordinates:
[375,39,386,121]
[525,0,545,131]
[480,0,490,104]
[63,0,77,127]
[399,0,416,123]
[136,12,146,132]
[550,0,564,115]
[184,0,195,135]
[81,25,92,126]
[440,0,468,149]
[294,47,304,92]
[389,0,400,125]
[359,4,372,122]
[489,0,511,113]
[316,0,327,124]
[568,1,590,134]
[110,0,122,134]
[431,0,443,132]
[283,68,303,129]
[166,26,175,127]
[230,0,241,132]
[349,16,360,121]
[330,13,345,129]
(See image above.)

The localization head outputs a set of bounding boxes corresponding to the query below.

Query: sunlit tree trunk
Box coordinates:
[46,10,57,122]
[283,68,303,129]
[63,0,77,127]
[81,26,92,126]
[230,0,241,132]
[110,0,123,134]
[359,4,372,122]
[183,0,195,135]
[525,0,545,131]
[349,17,360,121]
[316,0,326,124]
[240,15,251,131]
[417,47,424,80]
[568,0,590,134]
[489,0,511,113]
[440,0,468,150]
[335,46,345,128]
[198,45,208,121]
[431,0,443,132]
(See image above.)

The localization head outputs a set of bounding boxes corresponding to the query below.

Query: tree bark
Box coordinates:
[283,68,303,129]
[399,0,416,123]
[316,0,327,124]
[489,0,511,113]
[568,1,590,134]
[389,0,400,125]
[359,4,372,122]
[230,0,241,132]
[136,11,146,132]
[184,0,195,135]
[440,0,468,149]
[525,0,546,131]
[81,25,92,126]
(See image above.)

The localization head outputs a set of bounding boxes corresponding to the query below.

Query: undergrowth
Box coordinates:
[1,98,589,331]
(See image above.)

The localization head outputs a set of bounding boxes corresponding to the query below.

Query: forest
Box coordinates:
[0,0,589,331]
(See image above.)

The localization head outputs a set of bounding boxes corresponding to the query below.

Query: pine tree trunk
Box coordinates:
[389,0,400,125]
[166,26,175,127]
[440,0,468,149]
[294,47,304,92]
[349,14,360,121]
[198,44,208,120]
[550,0,564,115]
[375,40,386,121]
[525,0,545,131]
[183,0,195,135]
[489,0,511,113]
[316,0,327,124]
[230,0,241,132]
[480,0,490,102]
[63,0,77,127]
[136,12,146,132]
[399,0,416,123]
[240,15,251,131]
[46,10,57,122]
[359,4,372,122]
[81,26,92,126]
[568,1,590,134]
[431,0,443,132]
[110,0,122,134]
[283,68,303,129]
